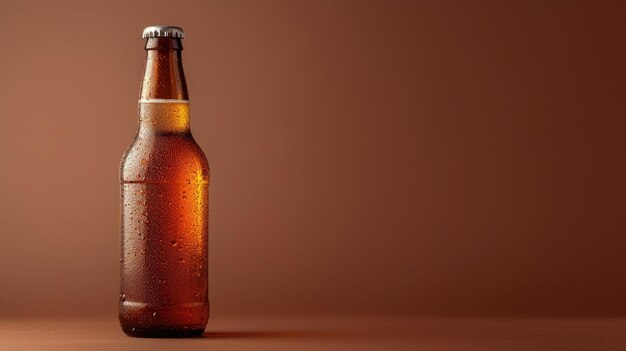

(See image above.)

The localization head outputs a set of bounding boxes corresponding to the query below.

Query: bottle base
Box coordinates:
[122,325,205,338]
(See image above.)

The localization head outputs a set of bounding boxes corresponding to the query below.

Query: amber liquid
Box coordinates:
[120,101,209,337]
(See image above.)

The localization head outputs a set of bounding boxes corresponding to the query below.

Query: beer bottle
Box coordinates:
[119,25,209,337]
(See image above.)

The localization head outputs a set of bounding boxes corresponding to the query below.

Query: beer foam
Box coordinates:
[139,99,190,103]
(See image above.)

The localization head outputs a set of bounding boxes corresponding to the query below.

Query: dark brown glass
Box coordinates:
[119,37,209,338]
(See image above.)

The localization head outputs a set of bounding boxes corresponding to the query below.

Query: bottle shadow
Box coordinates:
[201,330,343,340]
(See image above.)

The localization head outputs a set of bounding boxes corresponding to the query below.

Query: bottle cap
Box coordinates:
[142,26,184,39]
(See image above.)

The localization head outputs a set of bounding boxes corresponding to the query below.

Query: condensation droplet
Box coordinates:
[120,294,126,301]
[171,240,177,247]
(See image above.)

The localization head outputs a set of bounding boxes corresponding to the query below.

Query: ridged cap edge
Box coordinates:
[142,26,185,39]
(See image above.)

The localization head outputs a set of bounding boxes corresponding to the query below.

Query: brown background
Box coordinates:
[0,0,625,319]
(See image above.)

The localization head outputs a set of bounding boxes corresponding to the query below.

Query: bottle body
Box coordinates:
[120,30,209,337]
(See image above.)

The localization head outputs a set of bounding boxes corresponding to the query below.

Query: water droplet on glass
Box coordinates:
[152,312,157,317]
[120,294,126,301]
[171,240,177,247]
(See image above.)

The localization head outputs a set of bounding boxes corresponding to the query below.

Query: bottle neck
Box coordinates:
[139,37,190,134]
[141,38,188,100]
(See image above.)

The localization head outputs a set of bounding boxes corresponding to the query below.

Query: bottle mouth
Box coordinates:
[144,37,183,51]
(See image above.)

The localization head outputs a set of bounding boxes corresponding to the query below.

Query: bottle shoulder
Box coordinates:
[120,132,209,182]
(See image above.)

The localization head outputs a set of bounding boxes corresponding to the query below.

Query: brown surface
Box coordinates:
[1,0,626,319]
[2,317,626,351]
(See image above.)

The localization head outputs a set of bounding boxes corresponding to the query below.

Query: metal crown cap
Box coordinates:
[142,26,185,39]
